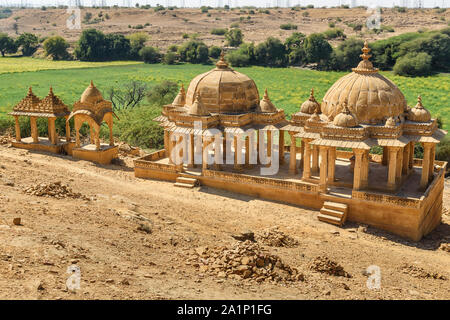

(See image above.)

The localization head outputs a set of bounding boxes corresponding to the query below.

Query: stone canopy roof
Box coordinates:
[10,87,70,118]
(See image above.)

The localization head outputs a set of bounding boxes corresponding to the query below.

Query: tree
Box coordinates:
[254,37,287,67]
[225,28,243,47]
[177,40,209,64]
[105,33,131,60]
[303,33,332,64]
[16,32,39,56]
[43,36,69,60]
[139,46,160,63]
[227,42,255,67]
[162,51,177,64]
[0,33,17,57]
[107,81,148,110]
[127,32,148,59]
[208,45,221,59]
[284,32,306,51]
[326,38,364,71]
[74,29,107,61]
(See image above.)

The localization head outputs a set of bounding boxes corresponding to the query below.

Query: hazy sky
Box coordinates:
[1,0,448,8]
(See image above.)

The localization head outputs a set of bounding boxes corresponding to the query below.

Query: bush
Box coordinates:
[147,80,179,106]
[211,28,227,35]
[227,50,250,67]
[167,44,178,52]
[74,29,106,61]
[177,40,209,64]
[393,52,432,76]
[326,38,364,71]
[162,51,177,64]
[280,23,297,30]
[436,138,450,163]
[139,46,160,63]
[43,36,70,60]
[127,32,148,59]
[254,37,287,67]
[322,28,346,40]
[284,32,306,51]
[208,46,221,59]
[225,28,243,47]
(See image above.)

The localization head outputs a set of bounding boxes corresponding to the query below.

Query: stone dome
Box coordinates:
[184,53,260,114]
[321,41,407,124]
[407,96,431,123]
[257,89,277,113]
[333,102,358,128]
[300,88,320,114]
[80,81,104,104]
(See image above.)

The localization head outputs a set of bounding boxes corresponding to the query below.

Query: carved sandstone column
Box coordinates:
[420,143,432,190]
[188,133,195,168]
[245,135,250,167]
[319,146,328,192]
[402,144,410,175]
[289,133,297,175]
[279,130,285,165]
[327,147,336,183]
[396,146,403,183]
[48,117,58,145]
[353,149,364,191]
[361,150,369,189]
[14,116,21,142]
[30,116,38,143]
[302,140,311,180]
[164,130,169,157]
[267,130,272,167]
[312,145,319,173]
[428,144,435,182]
[382,146,388,166]
[65,116,71,143]
[409,142,415,169]
[387,147,398,190]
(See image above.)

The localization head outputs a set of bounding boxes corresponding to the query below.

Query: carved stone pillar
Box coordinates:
[312,145,319,173]
[353,149,364,191]
[188,133,195,168]
[302,140,311,180]
[202,137,210,170]
[327,147,336,183]
[420,143,432,190]
[289,133,297,175]
[382,146,388,166]
[279,130,285,165]
[65,116,71,143]
[267,130,272,167]
[396,146,403,183]
[402,144,410,175]
[245,135,250,167]
[319,146,328,192]
[428,144,435,182]
[48,117,58,145]
[387,147,398,190]
[14,116,21,142]
[409,142,414,169]
[30,116,38,143]
[299,139,305,170]
[361,150,369,189]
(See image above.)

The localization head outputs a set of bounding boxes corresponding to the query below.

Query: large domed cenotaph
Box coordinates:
[134,44,447,241]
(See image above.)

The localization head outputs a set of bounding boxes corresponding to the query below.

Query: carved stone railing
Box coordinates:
[203,169,318,193]
[352,190,421,208]
[134,150,177,173]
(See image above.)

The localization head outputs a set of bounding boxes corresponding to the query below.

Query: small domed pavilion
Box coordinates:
[9,87,71,153]
[67,81,118,164]
[134,46,446,241]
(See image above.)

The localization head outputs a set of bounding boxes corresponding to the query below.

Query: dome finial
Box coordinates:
[28,86,32,94]
[90,80,94,87]
[416,95,423,109]
[352,40,378,73]
[49,86,53,94]
[360,40,372,61]
[215,50,229,69]
[263,88,269,100]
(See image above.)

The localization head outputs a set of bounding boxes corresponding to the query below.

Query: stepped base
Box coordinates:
[318,201,348,227]
[72,144,118,165]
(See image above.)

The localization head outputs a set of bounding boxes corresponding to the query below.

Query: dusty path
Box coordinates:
[0,144,449,300]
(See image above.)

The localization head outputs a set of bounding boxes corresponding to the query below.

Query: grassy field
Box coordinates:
[0,59,449,131]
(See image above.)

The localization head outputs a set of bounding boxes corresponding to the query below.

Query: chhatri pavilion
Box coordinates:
[135,44,447,241]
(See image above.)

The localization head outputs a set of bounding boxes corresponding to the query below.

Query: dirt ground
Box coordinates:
[0,137,449,300]
[1,7,449,49]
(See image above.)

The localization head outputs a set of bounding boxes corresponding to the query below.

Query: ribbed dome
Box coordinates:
[300,88,320,114]
[80,81,104,104]
[333,102,358,128]
[407,96,431,123]
[184,53,260,113]
[321,41,407,124]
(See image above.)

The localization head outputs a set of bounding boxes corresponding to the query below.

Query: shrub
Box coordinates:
[127,32,148,59]
[328,22,335,28]
[284,32,306,51]
[139,46,160,63]
[436,138,450,163]
[147,80,179,105]
[302,11,309,17]
[393,52,432,76]
[227,50,250,67]
[326,38,364,71]
[230,22,239,28]
[280,23,297,30]
[225,28,243,47]
[211,28,227,36]
[177,40,209,64]
[162,51,177,64]
[208,45,222,59]
[303,33,332,64]
[322,28,346,40]
[43,36,70,60]
[167,44,178,52]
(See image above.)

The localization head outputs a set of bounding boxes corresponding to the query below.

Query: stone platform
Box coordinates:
[72,144,118,165]
[12,137,72,155]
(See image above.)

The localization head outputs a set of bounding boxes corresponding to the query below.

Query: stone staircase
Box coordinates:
[318,201,348,227]
[174,175,199,189]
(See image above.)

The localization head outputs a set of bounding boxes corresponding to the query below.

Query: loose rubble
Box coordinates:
[118,143,142,157]
[23,181,89,200]
[256,228,299,248]
[401,264,447,280]
[191,241,304,283]
[310,256,352,278]
[0,135,11,145]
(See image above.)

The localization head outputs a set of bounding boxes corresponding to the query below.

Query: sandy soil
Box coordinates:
[0,7,448,49]
[0,139,448,300]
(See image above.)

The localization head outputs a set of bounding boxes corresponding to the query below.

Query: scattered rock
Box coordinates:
[256,227,299,248]
[13,218,21,226]
[231,231,255,242]
[439,243,450,252]
[23,181,89,200]
[401,264,447,280]
[192,240,305,284]
[137,223,152,234]
[310,256,352,278]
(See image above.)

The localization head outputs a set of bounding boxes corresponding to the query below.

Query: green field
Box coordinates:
[0,59,449,131]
